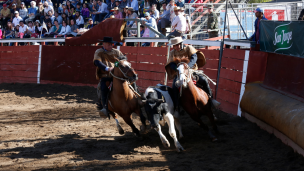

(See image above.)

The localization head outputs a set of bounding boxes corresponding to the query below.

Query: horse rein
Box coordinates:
[109,62,141,98]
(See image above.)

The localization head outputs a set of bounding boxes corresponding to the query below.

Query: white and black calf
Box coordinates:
[142,85,184,152]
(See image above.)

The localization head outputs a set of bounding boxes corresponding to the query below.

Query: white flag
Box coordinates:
[42,21,48,33]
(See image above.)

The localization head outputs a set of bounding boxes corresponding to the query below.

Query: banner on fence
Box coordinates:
[260,20,304,58]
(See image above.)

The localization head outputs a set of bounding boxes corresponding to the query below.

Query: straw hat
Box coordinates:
[174,7,180,11]
[128,7,134,11]
[110,15,115,18]
[168,37,184,46]
[112,7,119,11]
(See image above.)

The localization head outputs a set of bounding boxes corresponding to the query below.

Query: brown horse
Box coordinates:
[174,58,218,141]
[103,59,145,137]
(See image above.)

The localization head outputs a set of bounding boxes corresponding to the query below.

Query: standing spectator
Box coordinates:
[86,18,94,29]
[75,11,84,28]
[112,7,122,19]
[12,11,23,27]
[81,3,90,21]
[68,18,78,36]
[44,2,54,16]
[167,7,186,38]
[130,0,138,14]
[36,2,45,23]
[150,4,159,19]
[57,20,71,36]
[119,0,129,12]
[94,0,109,23]
[141,12,158,46]
[4,21,15,39]
[176,0,184,8]
[90,0,99,23]
[62,13,70,25]
[54,11,63,24]
[0,4,11,28]
[250,8,267,44]
[126,7,137,27]
[157,2,170,36]
[167,0,175,23]
[206,5,218,38]
[19,2,28,21]
[25,1,38,23]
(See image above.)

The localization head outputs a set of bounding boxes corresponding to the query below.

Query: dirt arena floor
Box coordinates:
[0,83,304,171]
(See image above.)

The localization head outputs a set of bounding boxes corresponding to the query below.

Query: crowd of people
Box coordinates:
[0,0,219,46]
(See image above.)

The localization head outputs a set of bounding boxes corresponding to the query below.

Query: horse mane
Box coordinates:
[173,57,190,64]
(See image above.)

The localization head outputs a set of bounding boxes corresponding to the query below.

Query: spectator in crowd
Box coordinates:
[34,20,43,35]
[130,0,138,14]
[119,0,129,12]
[157,2,170,36]
[14,25,20,37]
[0,4,11,28]
[168,6,186,38]
[141,12,158,46]
[66,0,74,13]
[58,3,64,14]
[71,0,78,7]
[27,21,39,38]
[82,3,90,21]
[48,11,55,22]
[43,22,53,35]
[115,0,121,11]
[69,7,76,20]
[10,4,19,21]
[19,2,28,21]
[86,18,94,29]
[44,14,52,23]
[150,4,159,19]
[128,17,138,46]
[140,0,149,17]
[54,11,63,24]
[62,4,69,15]
[126,7,137,27]
[46,0,54,7]
[36,2,44,23]
[180,7,191,36]
[75,11,84,28]
[75,3,82,13]
[57,20,71,36]
[44,2,54,16]
[67,18,78,37]
[46,20,62,36]
[26,1,38,23]
[62,13,70,25]
[18,20,30,38]
[107,0,116,12]
[112,7,122,19]
[90,0,99,23]
[250,8,267,44]
[12,11,23,27]
[4,21,15,39]
[122,6,128,18]
[176,0,184,8]
[95,0,108,23]
[206,4,218,38]
[168,0,175,23]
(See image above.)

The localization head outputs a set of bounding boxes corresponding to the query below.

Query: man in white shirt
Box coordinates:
[167,7,186,38]
[12,11,23,27]
[95,0,109,23]
[44,2,54,16]
[19,20,30,35]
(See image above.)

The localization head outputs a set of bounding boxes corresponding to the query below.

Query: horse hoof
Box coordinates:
[119,129,124,135]
[163,142,170,148]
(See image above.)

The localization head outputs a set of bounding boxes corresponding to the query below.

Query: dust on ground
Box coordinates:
[0,83,303,171]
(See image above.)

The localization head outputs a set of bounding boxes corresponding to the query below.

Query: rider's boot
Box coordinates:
[96,100,103,110]
[100,90,109,119]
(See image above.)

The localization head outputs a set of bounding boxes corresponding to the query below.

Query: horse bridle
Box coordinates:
[110,61,135,83]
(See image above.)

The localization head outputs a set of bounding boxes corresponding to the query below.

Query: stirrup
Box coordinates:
[211,99,221,109]
[99,108,109,119]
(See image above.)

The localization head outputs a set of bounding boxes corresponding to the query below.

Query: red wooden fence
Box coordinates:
[0,46,39,84]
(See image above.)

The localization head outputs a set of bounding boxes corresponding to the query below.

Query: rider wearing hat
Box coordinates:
[93,37,124,117]
[165,37,220,111]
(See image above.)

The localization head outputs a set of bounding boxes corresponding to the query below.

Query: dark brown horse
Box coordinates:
[103,59,145,137]
[174,58,218,141]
